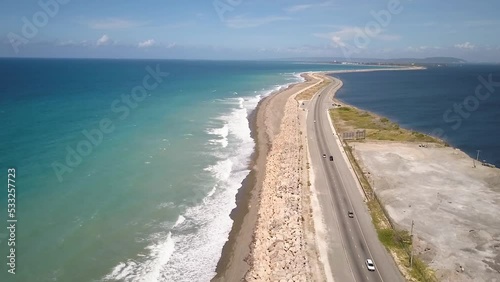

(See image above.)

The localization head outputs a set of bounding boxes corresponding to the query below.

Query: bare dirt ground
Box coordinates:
[351,141,500,282]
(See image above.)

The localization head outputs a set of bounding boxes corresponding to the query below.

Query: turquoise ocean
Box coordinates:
[0,59,382,282]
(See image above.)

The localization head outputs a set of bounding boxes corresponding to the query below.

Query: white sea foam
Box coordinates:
[104,231,176,282]
[157,202,174,209]
[173,215,185,228]
[206,185,217,198]
[103,74,296,282]
[206,124,229,148]
[254,75,300,100]
[154,151,250,281]
[288,71,306,82]
[104,214,187,282]
[204,159,233,183]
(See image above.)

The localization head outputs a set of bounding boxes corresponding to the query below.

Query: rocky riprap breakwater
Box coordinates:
[245,93,310,282]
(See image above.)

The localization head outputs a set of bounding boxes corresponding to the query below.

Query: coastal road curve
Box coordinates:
[306,74,404,282]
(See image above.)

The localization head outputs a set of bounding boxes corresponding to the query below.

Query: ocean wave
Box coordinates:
[103,80,297,282]
[174,215,186,228]
[206,124,229,148]
[104,230,176,282]
[157,165,250,281]
[204,159,233,183]
[290,71,306,83]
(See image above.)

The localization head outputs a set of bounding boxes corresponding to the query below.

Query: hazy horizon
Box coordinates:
[2,0,500,62]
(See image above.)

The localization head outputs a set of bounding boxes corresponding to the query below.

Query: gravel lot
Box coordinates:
[352,141,500,282]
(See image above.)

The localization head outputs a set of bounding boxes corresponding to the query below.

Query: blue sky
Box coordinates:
[1,0,500,61]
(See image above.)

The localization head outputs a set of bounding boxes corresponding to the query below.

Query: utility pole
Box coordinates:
[473,150,481,168]
[410,220,415,267]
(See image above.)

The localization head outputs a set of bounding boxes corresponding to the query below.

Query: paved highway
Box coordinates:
[306,75,404,282]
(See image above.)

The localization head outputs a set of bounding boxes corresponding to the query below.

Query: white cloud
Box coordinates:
[315,26,400,49]
[56,40,76,46]
[331,36,346,48]
[285,1,334,13]
[138,39,156,48]
[80,40,91,47]
[166,42,176,48]
[286,4,313,13]
[454,42,475,50]
[225,15,290,28]
[331,26,365,41]
[407,46,429,52]
[88,18,146,30]
[56,40,91,47]
[96,34,111,46]
[257,45,335,57]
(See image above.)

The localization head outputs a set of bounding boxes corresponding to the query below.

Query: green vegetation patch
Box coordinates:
[378,229,412,249]
[378,229,397,248]
[330,106,443,144]
[410,257,437,282]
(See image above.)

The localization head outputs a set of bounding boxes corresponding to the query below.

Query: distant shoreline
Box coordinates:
[323,65,426,74]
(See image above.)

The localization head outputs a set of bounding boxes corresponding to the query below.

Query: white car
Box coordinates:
[366,259,375,271]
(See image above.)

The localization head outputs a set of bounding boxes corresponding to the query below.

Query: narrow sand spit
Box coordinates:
[213,74,323,282]
[352,141,500,282]
[245,74,325,282]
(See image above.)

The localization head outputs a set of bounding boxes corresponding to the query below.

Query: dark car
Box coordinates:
[348,211,354,218]
[329,156,333,161]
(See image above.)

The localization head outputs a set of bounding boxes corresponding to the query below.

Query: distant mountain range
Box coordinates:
[277,57,467,65]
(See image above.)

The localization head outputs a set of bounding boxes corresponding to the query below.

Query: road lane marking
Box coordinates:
[310,83,358,282]
[320,76,390,282]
